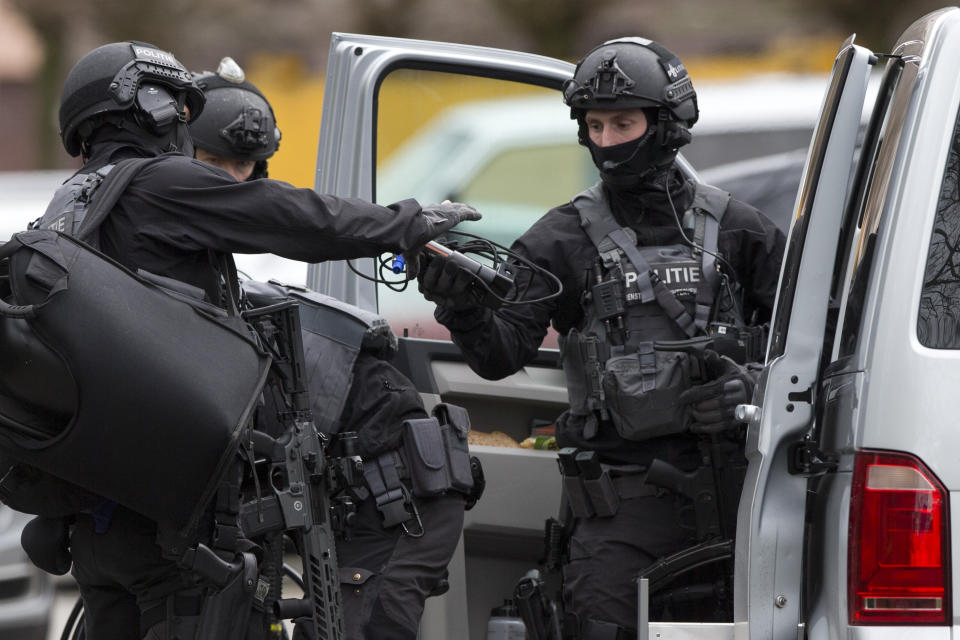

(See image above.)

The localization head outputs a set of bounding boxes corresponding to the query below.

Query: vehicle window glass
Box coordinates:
[834,59,904,359]
[767,47,855,361]
[374,68,596,343]
[918,91,960,348]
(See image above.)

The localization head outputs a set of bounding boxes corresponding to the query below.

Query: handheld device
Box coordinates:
[355,230,563,307]
[419,240,516,309]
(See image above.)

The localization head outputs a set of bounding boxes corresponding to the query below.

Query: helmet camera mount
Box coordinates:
[220,107,270,152]
[590,52,636,100]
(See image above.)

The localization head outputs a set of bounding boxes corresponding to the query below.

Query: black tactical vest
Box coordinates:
[559,181,731,442]
[35,158,157,249]
[240,279,398,438]
[38,166,113,238]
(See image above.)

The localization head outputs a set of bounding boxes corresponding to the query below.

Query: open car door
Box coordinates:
[308,34,584,640]
[734,37,875,639]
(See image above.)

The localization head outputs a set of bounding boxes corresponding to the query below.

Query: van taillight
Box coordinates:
[848,451,950,625]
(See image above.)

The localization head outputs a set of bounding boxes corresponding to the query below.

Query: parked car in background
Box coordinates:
[0,510,53,640]
[0,171,72,640]
[308,10,960,637]
[701,148,807,233]
[0,170,71,238]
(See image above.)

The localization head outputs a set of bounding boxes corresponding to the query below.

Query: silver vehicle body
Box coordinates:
[304,10,960,637]
[0,509,52,640]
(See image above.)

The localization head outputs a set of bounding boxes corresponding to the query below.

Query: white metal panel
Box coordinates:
[854,9,960,490]
[431,361,568,406]
[804,471,852,640]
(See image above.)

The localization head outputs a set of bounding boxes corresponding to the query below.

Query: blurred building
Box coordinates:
[0,0,42,170]
[2,0,857,175]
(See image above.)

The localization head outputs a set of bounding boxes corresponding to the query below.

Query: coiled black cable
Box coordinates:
[346,229,564,306]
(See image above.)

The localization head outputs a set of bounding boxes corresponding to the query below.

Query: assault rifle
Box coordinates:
[241,299,360,640]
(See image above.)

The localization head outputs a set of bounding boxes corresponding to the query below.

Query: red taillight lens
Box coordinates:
[848,451,950,625]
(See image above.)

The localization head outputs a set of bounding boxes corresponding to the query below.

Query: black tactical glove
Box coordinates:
[21,515,72,575]
[404,201,481,280]
[420,201,482,238]
[417,251,482,311]
[678,351,759,433]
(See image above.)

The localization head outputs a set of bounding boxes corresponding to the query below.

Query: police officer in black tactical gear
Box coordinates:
[190,57,280,182]
[14,40,479,640]
[244,280,474,640]
[418,38,786,638]
[187,61,473,638]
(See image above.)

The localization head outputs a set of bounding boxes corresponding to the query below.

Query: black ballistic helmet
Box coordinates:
[190,58,281,164]
[563,37,699,150]
[59,41,205,157]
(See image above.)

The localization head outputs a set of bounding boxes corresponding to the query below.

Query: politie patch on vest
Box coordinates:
[624,246,701,303]
[651,261,701,297]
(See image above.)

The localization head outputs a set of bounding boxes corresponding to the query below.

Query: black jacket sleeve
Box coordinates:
[717,198,786,323]
[337,353,428,458]
[434,204,591,380]
[122,155,438,260]
[434,197,785,380]
[435,290,553,381]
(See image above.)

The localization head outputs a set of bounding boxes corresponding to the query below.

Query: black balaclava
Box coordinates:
[580,111,686,226]
[250,160,269,180]
[586,123,662,191]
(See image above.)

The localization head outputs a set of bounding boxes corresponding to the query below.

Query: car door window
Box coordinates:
[833,58,906,359]
[373,68,596,342]
[767,43,867,361]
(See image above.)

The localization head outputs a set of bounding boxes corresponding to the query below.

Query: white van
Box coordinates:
[305,6,960,638]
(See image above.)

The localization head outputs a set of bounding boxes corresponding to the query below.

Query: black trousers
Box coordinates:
[70,507,191,640]
[337,492,465,640]
[562,491,698,636]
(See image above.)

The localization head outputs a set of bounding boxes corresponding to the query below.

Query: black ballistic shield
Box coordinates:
[0,230,271,534]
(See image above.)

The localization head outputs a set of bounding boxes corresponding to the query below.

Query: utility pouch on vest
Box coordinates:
[602,342,695,441]
[403,417,450,497]
[557,447,594,519]
[708,322,768,364]
[576,450,620,518]
[559,329,605,417]
[556,448,622,518]
[434,403,474,494]
[0,230,271,534]
[403,404,476,498]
